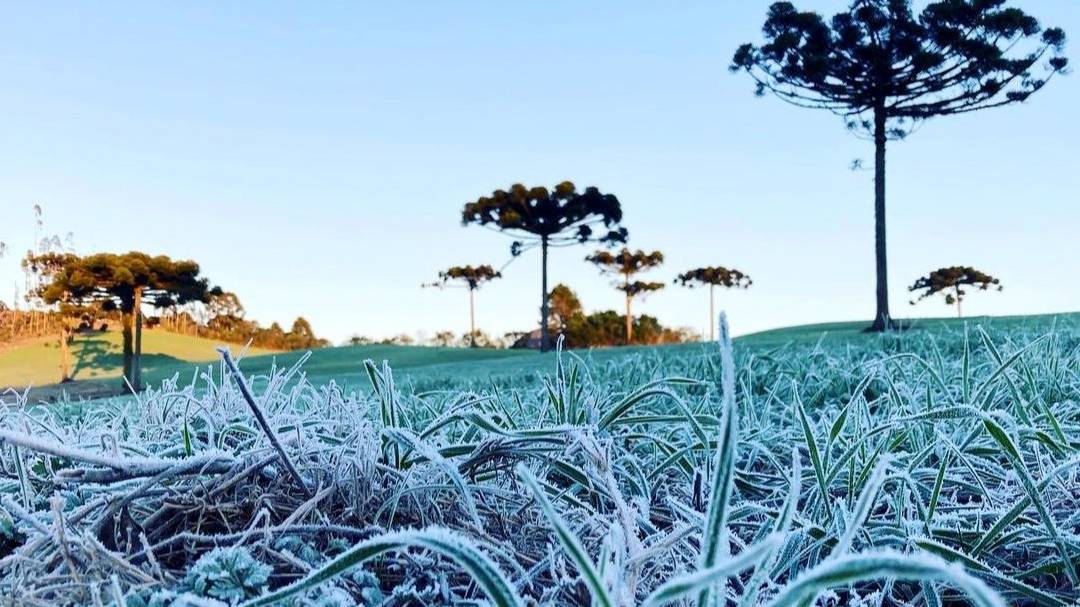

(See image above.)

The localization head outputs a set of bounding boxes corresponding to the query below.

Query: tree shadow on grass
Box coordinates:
[68,333,190,382]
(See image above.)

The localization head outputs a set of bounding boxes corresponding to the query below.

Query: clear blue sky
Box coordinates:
[1,1,1077,342]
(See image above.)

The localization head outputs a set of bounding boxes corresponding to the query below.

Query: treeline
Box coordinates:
[0,301,327,353]
[0,306,68,345]
[189,295,328,350]
[544,284,694,348]
[11,250,328,389]
[350,283,695,349]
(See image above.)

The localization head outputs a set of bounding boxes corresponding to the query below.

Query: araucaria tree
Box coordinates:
[427,264,502,347]
[585,248,664,342]
[675,266,752,341]
[909,266,1001,317]
[732,0,1067,331]
[462,181,627,351]
[24,251,216,390]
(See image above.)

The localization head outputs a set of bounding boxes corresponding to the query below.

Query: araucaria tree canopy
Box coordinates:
[675,266,753,341]
[586,249,665,342]
[24,251,216,389]
[462,181,628,351]
[436,265,502,291]
[430,264,503,347]
[732,0,1066,331]
[909,265,1002,317]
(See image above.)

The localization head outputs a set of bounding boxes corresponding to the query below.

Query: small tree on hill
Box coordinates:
[426,264,502,348]
[462,181,628,351]
[586,248,665,342]
[675,267,752,341]
[24,251,216,390]
[909,266,1001,317]
[547,284,583,333]
[285,317,326,350]
[732,0,1067,331]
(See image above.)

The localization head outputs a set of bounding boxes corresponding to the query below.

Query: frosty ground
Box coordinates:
[0,313,1076,606]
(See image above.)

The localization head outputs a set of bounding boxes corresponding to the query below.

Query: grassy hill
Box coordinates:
[2,312,1075,401]
[0,330,279,390]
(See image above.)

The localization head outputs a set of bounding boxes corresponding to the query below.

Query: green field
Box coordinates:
[2,313,1075,401]
[0,330,280,389]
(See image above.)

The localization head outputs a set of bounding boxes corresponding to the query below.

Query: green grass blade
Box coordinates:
[766,550,1005,607]
[795,389,829,519]
[980,415,1078,583]
[697,312,739,607]
[241,528,523,607]
[516,464,613,607]
[643,534,780,607]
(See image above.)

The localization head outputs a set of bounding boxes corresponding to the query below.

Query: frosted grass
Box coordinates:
[0,316,1075,606]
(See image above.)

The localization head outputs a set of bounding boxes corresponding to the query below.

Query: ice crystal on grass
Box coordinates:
[0,315,1076,605]
[182,547,271,603]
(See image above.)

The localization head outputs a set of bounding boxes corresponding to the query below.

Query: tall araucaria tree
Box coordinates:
[462,181,628,351]
[586,248,665,342]
[732,0,1067,331]
[674,266,752,341]
[426,264,502,347]
[909,266,1001,317]
[24,251,217,390]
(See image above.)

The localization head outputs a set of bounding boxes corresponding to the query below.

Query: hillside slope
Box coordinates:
[0,330,279,389]
[2,312,1075,401]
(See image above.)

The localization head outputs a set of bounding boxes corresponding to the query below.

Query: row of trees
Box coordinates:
[376,282,697,349]
[732,0,1065,330]
[452,182,756,350]
[192,290,328,351]
[428,245,997,348]
[429,242,753,349]
[433,0,1061,346]
[17,251,326,388]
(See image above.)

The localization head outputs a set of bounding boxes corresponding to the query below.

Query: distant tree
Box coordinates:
[263,322,287,347]
[458,330,497,348]
[532,283,694,349]
[208,290,245,319]
[563,310,691,348]
[285,317,325,350]
[548,283,583,332]
[909,266,1001,317]
[430,330,457,347]
[586,248,665,342]
[675,267,752,341]
[24,251,216,390]
[462,181,628,351]
[732,0,1067,331]
[427,264,502,347]
[346,335,375,346]
[380,334,415,346]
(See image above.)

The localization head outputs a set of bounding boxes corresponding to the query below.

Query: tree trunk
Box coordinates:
[134,288,143,391]
[625,294,633,343]
[869,105,894,331]
[59,326,70,382]
[539,236,550,352]
[469,288,477,348]
[709,285,716,342]
[956,286,962,318]
[121,307,134,386]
